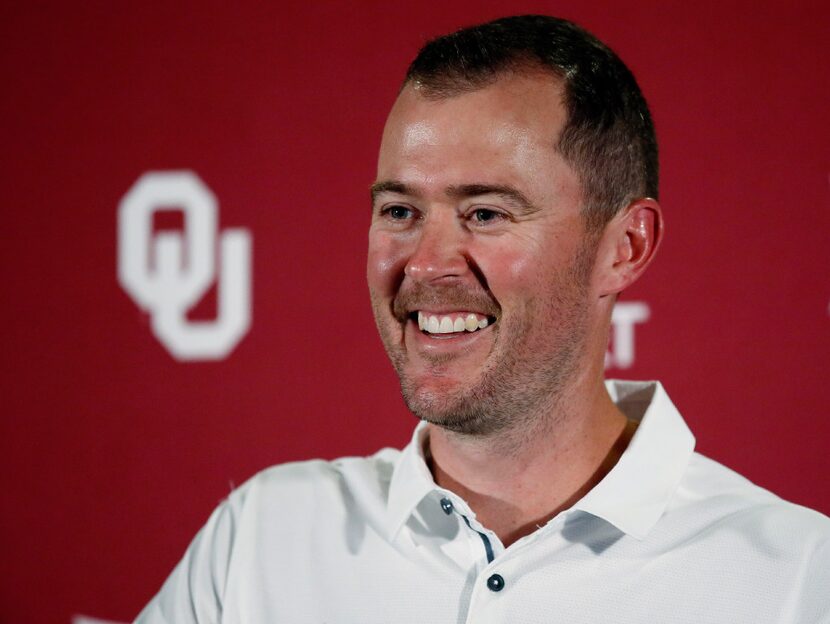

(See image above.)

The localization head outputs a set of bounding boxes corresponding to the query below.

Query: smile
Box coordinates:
[416,311,494,335]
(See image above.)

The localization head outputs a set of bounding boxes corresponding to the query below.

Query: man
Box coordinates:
[138,15,829,623]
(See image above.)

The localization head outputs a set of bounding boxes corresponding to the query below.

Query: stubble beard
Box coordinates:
[373,240,598,443]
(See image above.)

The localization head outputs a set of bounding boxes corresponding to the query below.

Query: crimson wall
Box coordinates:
[1,2,828,622]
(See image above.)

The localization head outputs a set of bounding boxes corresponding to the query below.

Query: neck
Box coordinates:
[426,373,633,547]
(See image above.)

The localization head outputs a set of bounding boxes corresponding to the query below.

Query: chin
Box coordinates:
[399,373,502,436]
[402,364,476,401]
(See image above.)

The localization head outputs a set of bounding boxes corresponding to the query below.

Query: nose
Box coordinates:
[404,213,469,283]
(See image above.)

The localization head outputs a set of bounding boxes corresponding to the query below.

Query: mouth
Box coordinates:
[411,310,497,336]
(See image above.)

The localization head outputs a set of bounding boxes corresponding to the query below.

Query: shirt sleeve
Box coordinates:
[134,498,236,624]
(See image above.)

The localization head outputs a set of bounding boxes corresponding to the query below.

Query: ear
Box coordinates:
[593,197,663,296]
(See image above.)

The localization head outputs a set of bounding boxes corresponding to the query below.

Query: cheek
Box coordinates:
[475,240,540,293]
[367,233,408,295]
[504,252,538,284]
[482,225,586,291]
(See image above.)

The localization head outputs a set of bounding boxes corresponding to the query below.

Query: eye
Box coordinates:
[469,207,506,224]
[381,204,415,221]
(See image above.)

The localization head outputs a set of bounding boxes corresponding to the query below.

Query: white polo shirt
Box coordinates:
[137,381,830,623]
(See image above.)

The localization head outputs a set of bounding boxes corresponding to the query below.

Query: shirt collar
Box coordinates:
[386,421,437,538]
[385,380,696,541]
[571,380,696,539]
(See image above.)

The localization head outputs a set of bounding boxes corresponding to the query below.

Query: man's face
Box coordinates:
[368,72,598,436]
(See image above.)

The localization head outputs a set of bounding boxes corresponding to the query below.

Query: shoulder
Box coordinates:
[241,447,401,495]
[134,449,405,621]
[222,447,402,522]
[672,452,830,552]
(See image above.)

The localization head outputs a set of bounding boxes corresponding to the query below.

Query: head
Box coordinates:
[405,15,658,233]
[368,15,662,438]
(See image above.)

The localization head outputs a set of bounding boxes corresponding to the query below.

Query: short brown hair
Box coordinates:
[405,15,658,231]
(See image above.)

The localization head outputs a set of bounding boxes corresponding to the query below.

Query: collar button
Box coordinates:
[440,497,454,515]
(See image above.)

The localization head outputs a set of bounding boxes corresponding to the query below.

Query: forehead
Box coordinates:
[376,72,577,202]
[391,68,565,125]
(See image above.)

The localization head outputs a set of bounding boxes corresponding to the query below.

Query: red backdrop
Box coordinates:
[2,2,828,622]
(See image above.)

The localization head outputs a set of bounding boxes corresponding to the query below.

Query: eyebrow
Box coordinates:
[370,180,412,203]
[370,180,538,214]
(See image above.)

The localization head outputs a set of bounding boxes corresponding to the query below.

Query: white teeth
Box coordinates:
[427,316,440,333]
[417,311,493,335]
[465,314,478,332]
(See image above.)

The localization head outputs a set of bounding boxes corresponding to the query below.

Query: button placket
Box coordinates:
[437,493,512,600]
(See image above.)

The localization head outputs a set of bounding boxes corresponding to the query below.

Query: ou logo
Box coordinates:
[118,171,252,361]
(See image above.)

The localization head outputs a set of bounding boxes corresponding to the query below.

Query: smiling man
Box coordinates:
[137,15,829,623]
[366,64,659,546]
